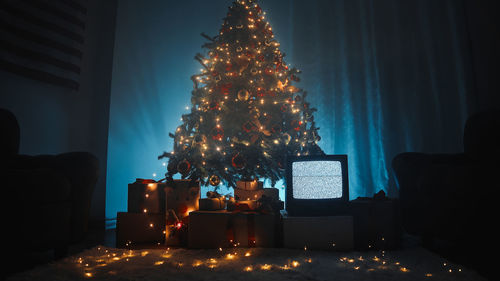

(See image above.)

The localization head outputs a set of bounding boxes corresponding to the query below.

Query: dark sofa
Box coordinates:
[0,108,98,258]
[392,109,499,278]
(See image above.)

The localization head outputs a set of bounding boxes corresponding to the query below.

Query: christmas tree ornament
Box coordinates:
[237,89,250,101]
[282,133,292,145]
[286,85,299,93]
[193,134,207,145]
[232,153,246,170]
[209,100,219,110]
[242,121,258,133]
[211,127,224,141]
[177,159,191,175]
[209,175,221,186]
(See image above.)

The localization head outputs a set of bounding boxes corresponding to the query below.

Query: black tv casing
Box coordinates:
[285,154,349,216]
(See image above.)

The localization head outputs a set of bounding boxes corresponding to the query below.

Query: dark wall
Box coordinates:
[0,0,117,228]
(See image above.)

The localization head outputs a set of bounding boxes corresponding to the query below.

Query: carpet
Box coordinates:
[6,246,487,281]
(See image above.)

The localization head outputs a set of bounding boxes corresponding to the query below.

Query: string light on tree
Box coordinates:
[159,0,323,188]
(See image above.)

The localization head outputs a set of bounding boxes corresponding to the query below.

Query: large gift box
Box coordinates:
[188,210,281,248]
[116,212,166,248]
[128,179,166,214]
[283,214,353,251]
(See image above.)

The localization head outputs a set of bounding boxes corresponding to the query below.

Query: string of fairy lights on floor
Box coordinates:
[73,243,465,279]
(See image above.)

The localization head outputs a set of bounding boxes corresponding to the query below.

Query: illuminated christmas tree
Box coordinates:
[159,0,323,188]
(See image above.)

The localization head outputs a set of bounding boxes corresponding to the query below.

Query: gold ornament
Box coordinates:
[209,175,221,186]
[286,85,299,93]
[237,89,250,101]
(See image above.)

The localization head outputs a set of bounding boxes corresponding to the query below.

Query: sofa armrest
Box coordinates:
[53,152,99,242]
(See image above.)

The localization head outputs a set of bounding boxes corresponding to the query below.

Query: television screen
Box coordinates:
[286,155,349,216]
[292,160,343,199]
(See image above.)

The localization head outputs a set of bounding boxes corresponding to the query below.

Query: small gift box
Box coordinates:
[234,187,279,201]
[236,180,263,191]
[199,198,226,210]
[127,179,167,214]
[199,191,227,210]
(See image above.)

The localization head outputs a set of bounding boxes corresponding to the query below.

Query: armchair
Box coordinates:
[392,109,499,278]
[0,108,99,257]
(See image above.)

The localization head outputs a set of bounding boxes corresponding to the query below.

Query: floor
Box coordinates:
[3,229,492,281]
[3,227,115,279]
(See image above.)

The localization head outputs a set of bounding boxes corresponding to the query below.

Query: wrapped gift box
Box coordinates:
[199,198,226,210]
[283,214,353,251]
[349,198,401,250]
[230,212,280,247]
[234,187,279,201]
[164,179,200,219]
[128,180,167,214]
[188,211,280,248]
[188,211,230,248]
[116,212,166,248]
[236,180,263,191]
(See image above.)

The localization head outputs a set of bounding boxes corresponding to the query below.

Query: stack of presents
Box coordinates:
[117,179,400,250]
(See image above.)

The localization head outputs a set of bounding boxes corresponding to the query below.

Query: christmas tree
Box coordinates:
[159,0,323,188]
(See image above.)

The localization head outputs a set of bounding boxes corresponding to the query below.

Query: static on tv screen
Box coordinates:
[292,160,343,199]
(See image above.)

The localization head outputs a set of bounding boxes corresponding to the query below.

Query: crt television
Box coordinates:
[285,154,349,216]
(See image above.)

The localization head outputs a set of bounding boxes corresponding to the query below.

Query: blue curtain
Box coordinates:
[106,0,475,223]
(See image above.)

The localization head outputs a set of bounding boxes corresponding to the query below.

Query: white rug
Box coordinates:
[7,246,487,281]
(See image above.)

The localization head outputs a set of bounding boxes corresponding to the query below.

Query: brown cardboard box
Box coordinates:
[199,198,226,210]
[164,180,200,219]
[128,181,167,214]
[231,212,280,247]
[234,187,279,201]
[236,180,263,191]
[188,211,230,248]
[188,211,280,248]
[116,212,166,248]
[283,215,353,251]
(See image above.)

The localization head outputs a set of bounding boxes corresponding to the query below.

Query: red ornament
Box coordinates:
[291,120,302,131]
[271,124,282,133]
[218,83,232,96]
[242,121,257,133]
[211,127,224,141]
[177,159,191,175]
[209,101,219,110]
[231,153,246,170]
